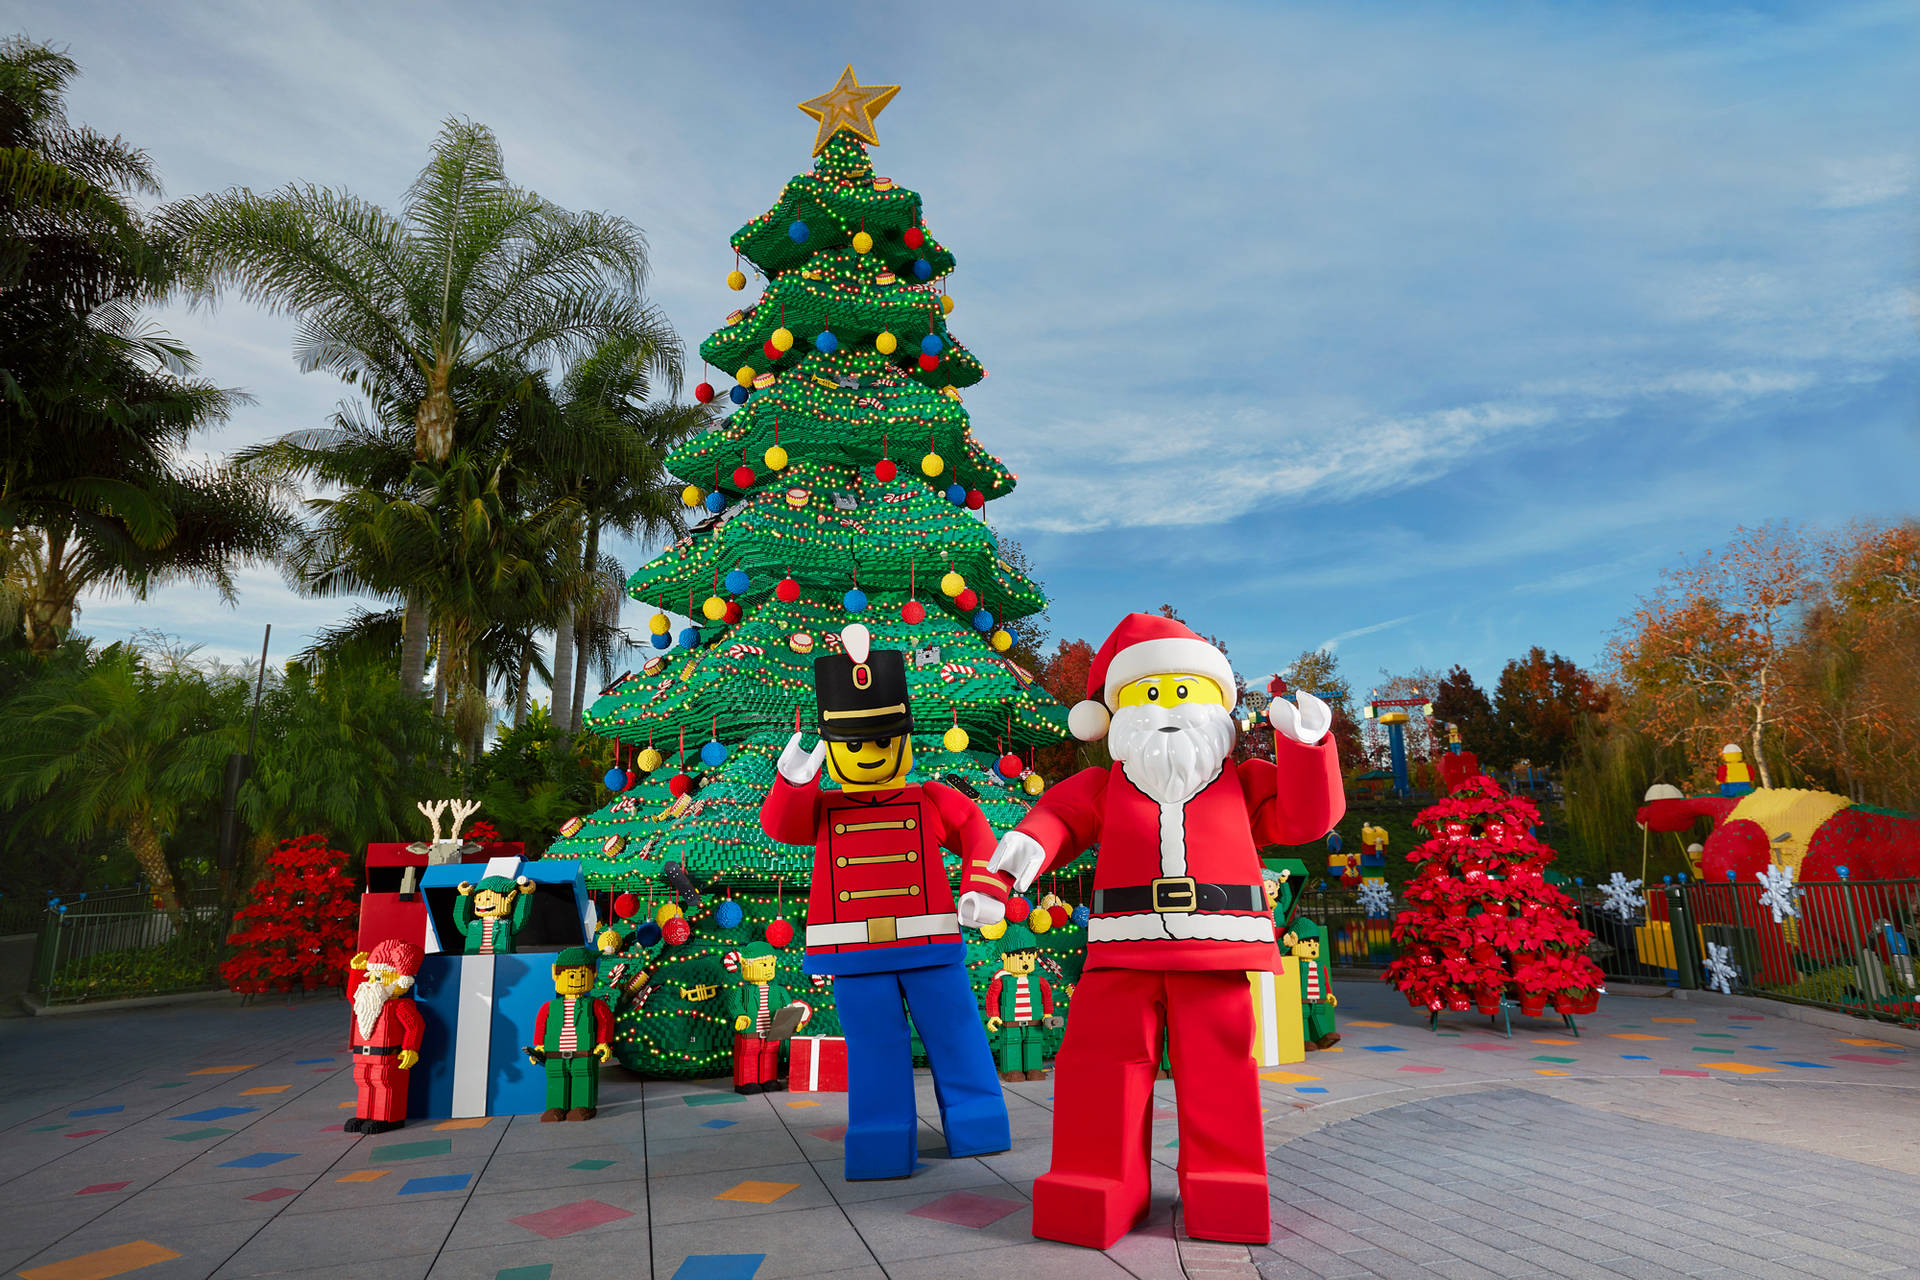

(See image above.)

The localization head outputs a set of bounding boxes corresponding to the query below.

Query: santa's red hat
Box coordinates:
[367,938,423,978]
[1067,612,1238,741]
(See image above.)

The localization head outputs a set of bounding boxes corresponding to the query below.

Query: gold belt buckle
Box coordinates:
[866,916,898,943]
[1150,876,1198,913]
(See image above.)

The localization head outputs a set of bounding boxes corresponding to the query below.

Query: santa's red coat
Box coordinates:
[346,967,425,1053]
[1013,731,1344,973]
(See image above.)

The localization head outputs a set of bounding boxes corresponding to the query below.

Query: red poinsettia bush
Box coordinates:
[221,834,360,995]
[1382,775,1605,1017]
[464,817,500,844]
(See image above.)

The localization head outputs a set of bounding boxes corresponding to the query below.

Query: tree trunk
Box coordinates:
[415,363,457,463]
[569,520,601,736]
[470,649,488,762]
[514,638,532,730]
[127,809,180,912]
[400,593,430,698]
[432,620,449,722]
[551,605,574,732]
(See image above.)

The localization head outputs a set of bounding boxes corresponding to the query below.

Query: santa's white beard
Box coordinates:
[1109,700,1236,805]
[354,978,392,1038]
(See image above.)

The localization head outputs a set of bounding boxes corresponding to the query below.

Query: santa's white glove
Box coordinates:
[777,731,827,785]
[987,830,1048,892]
[1270,690,1332,745]
[957,891,1006,931]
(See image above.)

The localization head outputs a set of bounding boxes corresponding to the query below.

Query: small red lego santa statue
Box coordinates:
[345,938,425,1134]
[983,612,1344,1249]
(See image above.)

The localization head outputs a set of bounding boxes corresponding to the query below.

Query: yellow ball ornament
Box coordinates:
[771,327,794,352]
[1022,773,1046,797]
[942,724,970,753]
[764,445,789,471]
[656,903,683,926]
[940,571,966,597]
[735,365,756,388]
[940,294,954,315]
[990,629,1013,652]
[1029,909,1054,935]
[1039,893,1061,910]
[875,331,898,355]
[649,614,671,636]
[701,595,727,621]
[637,747,664,772]
[681,485,704,508]
[980,920,1007,941]
[921,452,944,477]
[852,230,873,254]
[726,269,746,291]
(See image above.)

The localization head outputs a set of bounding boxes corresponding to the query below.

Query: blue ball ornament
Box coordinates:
[724,568,750,594]
[678,626,702,649]
[636,922,663,947]
[704,491,726,514]
[815,329,839,353]
[700,739,729,766]
[1071,904,1090,926]
[788,219,809,243]
[1326,831,1344,853]
[843,587,869,613]
[912,258,932,279]
[973,609,994,631]
[715,900,744,930]
[945,483,966,505]
[729,385,749,405]
[650,632,671,650]
[920,333,943,355]
[603,767,627,791]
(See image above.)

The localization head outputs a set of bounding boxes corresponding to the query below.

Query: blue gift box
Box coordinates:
[408,857,598,1118]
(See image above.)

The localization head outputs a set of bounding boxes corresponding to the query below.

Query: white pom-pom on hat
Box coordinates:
[1068,700,1111,741]
[841,623,871,664]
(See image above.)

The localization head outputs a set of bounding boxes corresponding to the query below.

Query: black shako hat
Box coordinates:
[813,624,915,742]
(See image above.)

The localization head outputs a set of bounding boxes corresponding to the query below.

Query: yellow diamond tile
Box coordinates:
[1317,1046,1344,1052]
[1703,1061,1779,1074]
[337,1169,389,1183]
[1345,1020,1392,1028]
[784,1100,820,1109]
[189,1065,255,1075]
[240,1086,290,1095]
[1533,1069,1570,1076]
[1532,1038,1580,1046]
[1649,1017,1697,1024]
[434,1117,491,1130]
[19,1240,182,1279]
[1840,1038,1901,1047]
[1260,1071,1323,1083]
[1608,1033,1669,1041]
[337,1101,357,1110]
[716,1179,800,1204]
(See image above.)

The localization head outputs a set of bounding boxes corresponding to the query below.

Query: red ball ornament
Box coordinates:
[668,773,691,797]
[775,575,801,602]
[900,600,926,624]
[694,382,715,404]
[997,751,1023,777]
[955,588,979,611]
[904,227,925,249]
[763,339,781,360]
[917,353,939,372]
[765,919,795,948]
[613,892,639,920]
[1049,904,1071,928]
[723,600,743,624]
[964,489,985,510]
[874,459,897,482]
[663,915,692,946]
[1004,896,1031,924]
[732,464,755,488]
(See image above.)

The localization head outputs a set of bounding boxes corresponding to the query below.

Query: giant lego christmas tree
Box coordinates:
[547,69,1083,1077]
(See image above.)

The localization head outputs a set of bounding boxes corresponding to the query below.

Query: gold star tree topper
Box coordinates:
[797,66,900,157]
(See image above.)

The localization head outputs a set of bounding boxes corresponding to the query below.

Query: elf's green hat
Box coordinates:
[553,946,596,971]
[477,874,519,895]
[998,922,1039,953]
[740,940,778,961]
[1286,917,1324,943]
[1262,856,1310,881]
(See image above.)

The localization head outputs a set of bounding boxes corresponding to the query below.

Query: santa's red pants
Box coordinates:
[733,1034,781,1088]
[352,1053,408,1123]
[1032,967,1268,1249]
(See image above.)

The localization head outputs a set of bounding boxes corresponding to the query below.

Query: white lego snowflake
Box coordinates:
[1755,862,1800,924]
[1599,872,1645,922]
[1357,881,1395,919]
[1704,942,1739,995]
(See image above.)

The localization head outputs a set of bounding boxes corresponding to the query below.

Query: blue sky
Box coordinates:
[24,0,1919,701]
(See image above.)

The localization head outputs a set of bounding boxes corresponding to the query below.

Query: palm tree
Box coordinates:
[169,118,683,696]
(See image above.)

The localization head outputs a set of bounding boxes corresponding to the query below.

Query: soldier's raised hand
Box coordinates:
[777,731,828,785]
[1270,690,1333,744]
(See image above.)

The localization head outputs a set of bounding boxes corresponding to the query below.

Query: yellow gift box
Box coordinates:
[1250,958,1305,1066]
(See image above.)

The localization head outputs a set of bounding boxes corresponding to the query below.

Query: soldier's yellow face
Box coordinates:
[1114,673,1224,709]
[553,965,595,996]
[826,736,913,791]
[740,954,777,984]
[1001,950,1038,976]
[472,889,514,917]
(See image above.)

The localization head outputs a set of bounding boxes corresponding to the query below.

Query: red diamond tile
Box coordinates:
[77,1181,131,1195]
[908,1191,1024,1228]
[509,1199,634,1239]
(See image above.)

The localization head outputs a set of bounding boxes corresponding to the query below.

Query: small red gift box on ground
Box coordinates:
[789,1035,848,1092]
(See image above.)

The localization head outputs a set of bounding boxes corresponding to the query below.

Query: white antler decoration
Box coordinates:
[447,798,481,843]
[416,799,449,844]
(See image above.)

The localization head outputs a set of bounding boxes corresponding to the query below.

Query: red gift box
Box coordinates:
[789,1035,848,1092]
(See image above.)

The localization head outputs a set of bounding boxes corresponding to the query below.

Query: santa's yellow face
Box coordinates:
[553,965,595,997]
[1000,950,1038,976]
[1114,673,1224,709]
[826,736,912,791]
[739,954,777,984]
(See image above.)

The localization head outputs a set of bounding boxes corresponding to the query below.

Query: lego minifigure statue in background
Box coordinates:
[346,939,424,1134]
[527,947,613,1121]
[453,874,535,954]
[1716,743,1755,798]
[727,939,811,1094]
[984,922,1059,1082]
[1285,918,1340,1049]
[760,623,1012,1181]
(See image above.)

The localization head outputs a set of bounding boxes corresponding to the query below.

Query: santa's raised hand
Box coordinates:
[1269,689,1332,745]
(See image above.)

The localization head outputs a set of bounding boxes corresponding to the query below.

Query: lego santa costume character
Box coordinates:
[760,623,1014,1181]
[345,939,425,1134]
[527,947,614,1121]
[984,612,1345,1248]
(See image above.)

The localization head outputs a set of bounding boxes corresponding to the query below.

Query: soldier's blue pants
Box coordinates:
[833,961,1010,1180]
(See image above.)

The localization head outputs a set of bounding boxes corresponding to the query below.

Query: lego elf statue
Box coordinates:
[984,921,1060,1082]
[726,938,812,1094]
[453,874,535,954]
[1284,918,1340,1049]
[346,939,424,1134]
[985,611,1344,1248]
[526,946,613,1121]
[761,623,1013,1181]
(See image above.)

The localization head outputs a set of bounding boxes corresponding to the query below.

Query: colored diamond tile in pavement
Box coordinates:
[67,1106,124,1118]
[216,1152,298,1168]
[701,1120,737,1130]
[64,1129,109,1138]
[436,1116,492,1130]
[187,1065,254,1075]
[715,1180,800,1204]
[508,1199,635,1238]
[244,1187,302,1202]
[907,1191,1024,1228]
[669,1257,765,1280]
[399,1173,473,1196]
[76,1182,132,1196]
[173,1107,256,1122]
[17,1240,183,1280]
[337,1170,388,1183]
[568,1159,615,1171]
[495,1267,553,1280]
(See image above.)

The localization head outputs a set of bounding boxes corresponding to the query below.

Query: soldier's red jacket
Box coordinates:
[761,777,1007,976]
[346,967,425,1054]
[1010,732,1344,974]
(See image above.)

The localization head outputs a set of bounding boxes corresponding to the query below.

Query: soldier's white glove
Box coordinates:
[1270,690,1333,745]
[957,891,1006,930]
[987,830,1048,892]
[778,731,827,785]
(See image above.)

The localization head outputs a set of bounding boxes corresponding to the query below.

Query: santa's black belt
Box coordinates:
[1092,879,1265,915]
[352,1045,401,1056]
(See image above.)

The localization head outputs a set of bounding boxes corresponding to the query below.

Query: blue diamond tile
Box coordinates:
[176,1107,258,1123]
[670,1256,766,1280]
[701,1119,737,1129]
[398,1173,472,1195]
[68,1105,124,1118]
[1295,1086,1329,1094]
[1621,1055,1651,1060]
[294,1057,335,1065]
[1361,1045,1406,1053]
[1776,1060,1833,1069]
[218,1152,297,1169]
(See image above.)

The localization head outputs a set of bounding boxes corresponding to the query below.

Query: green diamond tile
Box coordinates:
[1530,1056,1577,1064]
[681,1093,745,1108]
[569,1159,616,1171]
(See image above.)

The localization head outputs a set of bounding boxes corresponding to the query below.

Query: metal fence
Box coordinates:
[31,888,228,1005]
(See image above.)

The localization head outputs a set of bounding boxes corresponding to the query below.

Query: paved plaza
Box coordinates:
[1,982,1916,1280]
